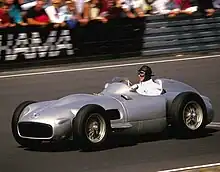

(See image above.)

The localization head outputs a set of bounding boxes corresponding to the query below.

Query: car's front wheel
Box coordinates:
[73,104,111,150]
[11,101,42,148]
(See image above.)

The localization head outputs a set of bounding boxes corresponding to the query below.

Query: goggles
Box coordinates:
[138,71,145,77]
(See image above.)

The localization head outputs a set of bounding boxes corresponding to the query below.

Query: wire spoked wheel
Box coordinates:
[183,101,203,130]
[73,104,111,150]
[169,92,208,136]
[85,113,107,143]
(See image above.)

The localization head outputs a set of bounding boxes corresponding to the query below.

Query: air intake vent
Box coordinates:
[18,122,53,138]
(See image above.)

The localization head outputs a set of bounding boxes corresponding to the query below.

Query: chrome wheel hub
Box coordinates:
[183,101,203,130]
[85,114,106,143]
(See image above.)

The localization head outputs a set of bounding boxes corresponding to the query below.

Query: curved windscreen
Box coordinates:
[110,77,132,86]
[100,77,132,95]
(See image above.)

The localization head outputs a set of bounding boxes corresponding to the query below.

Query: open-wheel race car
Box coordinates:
[11,77,214,150]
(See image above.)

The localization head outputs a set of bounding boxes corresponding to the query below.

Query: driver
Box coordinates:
[130,65,163,96]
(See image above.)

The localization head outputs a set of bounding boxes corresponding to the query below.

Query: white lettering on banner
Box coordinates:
[0,30,74,61]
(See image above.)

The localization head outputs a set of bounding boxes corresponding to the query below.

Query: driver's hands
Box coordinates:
[130,84,138,92]
[127,80,132,87]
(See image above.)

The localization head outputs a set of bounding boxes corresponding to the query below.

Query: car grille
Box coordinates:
[18,122,53,138]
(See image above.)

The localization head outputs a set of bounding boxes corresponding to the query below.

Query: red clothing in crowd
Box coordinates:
[26,6,49,23]
[100,0,122,19]
[174,0,191,10]
[0,8,11,24]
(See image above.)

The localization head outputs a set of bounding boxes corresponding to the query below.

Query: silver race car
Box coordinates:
[11,77,214,149]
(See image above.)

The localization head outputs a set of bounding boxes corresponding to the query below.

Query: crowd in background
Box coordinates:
[0,0,219,28]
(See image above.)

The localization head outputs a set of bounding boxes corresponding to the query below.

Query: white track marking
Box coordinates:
[210,122,220,125]
[158,162,220,172]
[207,122,220,128]
[207,124,220,128]
[159,122,220,171]
[0,54,220,79]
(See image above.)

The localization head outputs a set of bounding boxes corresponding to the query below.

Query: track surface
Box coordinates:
[0,56,220,172]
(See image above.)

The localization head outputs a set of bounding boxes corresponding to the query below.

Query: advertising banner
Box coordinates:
[0,26,74,62]
[0,18,145,65]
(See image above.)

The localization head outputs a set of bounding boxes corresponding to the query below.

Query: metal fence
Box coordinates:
[143,12,220,56]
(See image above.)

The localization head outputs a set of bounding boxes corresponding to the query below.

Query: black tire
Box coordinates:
[11,101,41,148]
[73,104,111,150]
[169,92,207,135]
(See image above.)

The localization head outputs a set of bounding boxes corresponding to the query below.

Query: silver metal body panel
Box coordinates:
[17,77,214,141]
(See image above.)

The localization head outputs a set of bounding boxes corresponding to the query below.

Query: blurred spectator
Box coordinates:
[83,0,108,23]
[99,0,122,19]
[138,0,152,14]
[120,0,146,18]
[75,0,89,15]
[197,0,215,16]
[151,0,170,15]
[4,0,27,25]
[20,0,37,11]
[0,3,16,27]
[26,0,50,26]
[59,0,78,28]
[166,0,198,17]
[44,0,66,27]
[19,0,50,10]
[143,0,154,14]
[74,0,90,25]
[213,0,220,9]
[166,0,180,16]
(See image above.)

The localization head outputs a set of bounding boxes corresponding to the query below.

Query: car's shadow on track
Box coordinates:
[21,127,219,153]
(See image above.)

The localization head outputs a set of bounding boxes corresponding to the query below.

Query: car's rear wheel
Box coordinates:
[73,104,111,150]
[182,100,204,130]
[11,101,42,148]
[169,92,207,135]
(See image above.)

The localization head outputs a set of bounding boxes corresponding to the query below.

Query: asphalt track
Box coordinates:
[0,55,220,172]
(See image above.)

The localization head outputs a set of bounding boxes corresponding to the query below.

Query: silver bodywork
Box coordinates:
[17,77,214,141]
